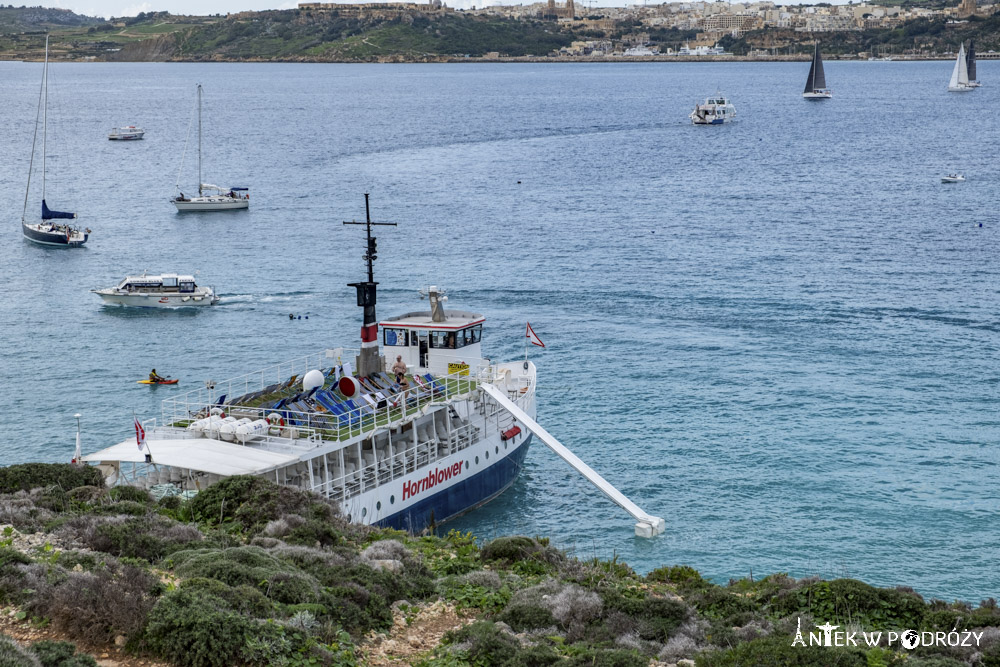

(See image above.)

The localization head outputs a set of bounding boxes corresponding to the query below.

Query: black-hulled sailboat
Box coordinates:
[802,43,832,99]
[21,36,89,247]
[967,40,981,87]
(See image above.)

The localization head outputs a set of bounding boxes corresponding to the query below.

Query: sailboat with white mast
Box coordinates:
[171,84,249,212]
[802,43,832,99]
[948,43,975,92]
[21,36,90,248]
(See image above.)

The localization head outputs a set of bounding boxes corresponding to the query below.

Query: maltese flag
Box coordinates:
[134,417,146,451]
[525,322,545,348]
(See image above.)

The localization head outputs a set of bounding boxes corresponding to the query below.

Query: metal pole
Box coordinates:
[42,35,48,203]
[197,84,202,197]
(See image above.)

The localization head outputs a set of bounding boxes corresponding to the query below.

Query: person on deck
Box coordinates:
[149,369,165,383]
[391,355,408,383]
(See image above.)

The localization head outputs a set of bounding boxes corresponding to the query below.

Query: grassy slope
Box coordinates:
[0,464,999,667]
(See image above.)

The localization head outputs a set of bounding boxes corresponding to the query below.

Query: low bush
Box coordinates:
[499,602,556,631]
[647,564,709,589]
[694,634,866,666]
[0,464,102,494]
[480,536,562,568]
[769,579,925,631]
[107,486,152,504]
[144,588,255,667]
[57,513,202,562]
[565,649,649,667]
[35,562,162,643]
[444,621,520,665]
[0,633,40,667]
[0,494,56,532]
[180,577,274,618]
[30,640,97,667]
[170,546,321,605]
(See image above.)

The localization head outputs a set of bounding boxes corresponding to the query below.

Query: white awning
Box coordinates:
[82,438,298,476]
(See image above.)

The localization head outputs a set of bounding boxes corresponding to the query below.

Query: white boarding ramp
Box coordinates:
[482,384,665,537]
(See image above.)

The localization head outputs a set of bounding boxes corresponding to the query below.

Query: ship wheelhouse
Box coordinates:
[380,311,485,376]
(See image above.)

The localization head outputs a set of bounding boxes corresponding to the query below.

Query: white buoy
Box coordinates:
[302,369,324,392]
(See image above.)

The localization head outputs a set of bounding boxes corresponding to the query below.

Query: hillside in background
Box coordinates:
[3,3,1000,61]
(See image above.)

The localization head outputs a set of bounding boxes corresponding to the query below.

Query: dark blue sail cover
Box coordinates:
[41,200,77,220]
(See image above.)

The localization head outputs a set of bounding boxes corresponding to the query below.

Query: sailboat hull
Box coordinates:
[172,197,249,211]
[22,223,88,247]
[802,91,832,99]
[948,85,975,92]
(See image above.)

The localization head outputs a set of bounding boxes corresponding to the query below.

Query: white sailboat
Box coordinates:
[802,43,832,99]
[171,84,249,212]
[21,36,90,247]
[948,43,975,92]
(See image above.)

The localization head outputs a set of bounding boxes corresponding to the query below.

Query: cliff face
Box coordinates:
[103,33,179,62]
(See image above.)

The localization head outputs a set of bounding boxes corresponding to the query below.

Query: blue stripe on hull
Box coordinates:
[376,434,532,533]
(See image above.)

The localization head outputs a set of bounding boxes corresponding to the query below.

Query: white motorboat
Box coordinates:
[948,43,975,92]
[690,93,735,124]
[108,126,145,140]
[941,174,966,183]
[20,37,90,248]
[92,272,220,308]
[171,84,249,212]
[802,43,832,99]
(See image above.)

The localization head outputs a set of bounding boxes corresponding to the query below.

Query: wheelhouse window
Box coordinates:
[428,331,454,349]
[180,282,195,293]
[383,328,409,347]
[461,325,482,346]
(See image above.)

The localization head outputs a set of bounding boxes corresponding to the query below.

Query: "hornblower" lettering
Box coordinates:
[402,462,464,500]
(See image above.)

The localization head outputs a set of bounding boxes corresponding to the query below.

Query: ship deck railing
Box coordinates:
[159,354,514,446]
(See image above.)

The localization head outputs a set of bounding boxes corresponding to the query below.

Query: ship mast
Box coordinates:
[344,194,397,377]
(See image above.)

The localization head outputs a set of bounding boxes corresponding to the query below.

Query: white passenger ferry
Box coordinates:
[82,197,666,537]
[92,272,220,308]
[82,199,535,533]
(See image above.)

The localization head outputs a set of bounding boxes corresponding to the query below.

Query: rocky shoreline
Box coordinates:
[0,463,997,667]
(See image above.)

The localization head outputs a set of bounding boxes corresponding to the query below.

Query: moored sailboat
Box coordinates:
[802,43,832,99]
[948,43,975,92]
[170,84,249,212]
[21,36,90,248]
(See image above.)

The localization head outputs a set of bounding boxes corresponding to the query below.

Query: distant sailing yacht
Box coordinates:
[21,36,89,247]
[171,84,249,212]
[966,40,981,87]
[802,43,832,99]
[948,43,975,92]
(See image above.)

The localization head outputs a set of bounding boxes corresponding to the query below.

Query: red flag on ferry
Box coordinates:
[525,322,545,348]
[134,417,146,451]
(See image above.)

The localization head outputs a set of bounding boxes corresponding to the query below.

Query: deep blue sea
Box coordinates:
[1,60,998,602]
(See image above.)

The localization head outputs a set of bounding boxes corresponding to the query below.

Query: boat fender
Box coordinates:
[501,425,521,441]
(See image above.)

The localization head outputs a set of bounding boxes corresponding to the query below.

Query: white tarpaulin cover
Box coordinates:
[82,438,297,476]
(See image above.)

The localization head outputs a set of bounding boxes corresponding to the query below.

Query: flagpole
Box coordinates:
[134,411,153,463]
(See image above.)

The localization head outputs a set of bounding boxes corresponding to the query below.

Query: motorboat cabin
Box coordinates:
[92,272,219,308]
[379,286,483,377]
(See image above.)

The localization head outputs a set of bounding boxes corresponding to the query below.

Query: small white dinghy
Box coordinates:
[941,174,966,183]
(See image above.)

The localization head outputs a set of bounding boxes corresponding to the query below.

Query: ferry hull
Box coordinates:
[375,434,532,533]
[94,292,217,308]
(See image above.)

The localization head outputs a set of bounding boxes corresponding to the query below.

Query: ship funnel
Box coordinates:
[421,286,448,322]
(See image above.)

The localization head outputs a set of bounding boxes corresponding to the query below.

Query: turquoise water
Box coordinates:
[1,60,998,601]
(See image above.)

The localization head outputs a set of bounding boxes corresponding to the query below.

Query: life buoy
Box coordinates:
[267,412,285,427]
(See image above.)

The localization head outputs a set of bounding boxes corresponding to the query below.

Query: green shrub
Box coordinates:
[695,635,866,666]
[157,495,182,511]
[171,546,320,605]
[770,579,924,631]
[180,578,274,618]
[480,536,560,566]
[108,486,152,504]
[443,621,519,665]
[144,588,254,667]
[647,564,709,589]
[499,602,556,631]
[91,500,148,516]
[61,514,203,562]
[602,591,688,642]
[0,633,40,667]
[185,476,347,540]
[565,649,649,667]
[686,585,759,623]
[30,640,97,667]
[0,464,102,494]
